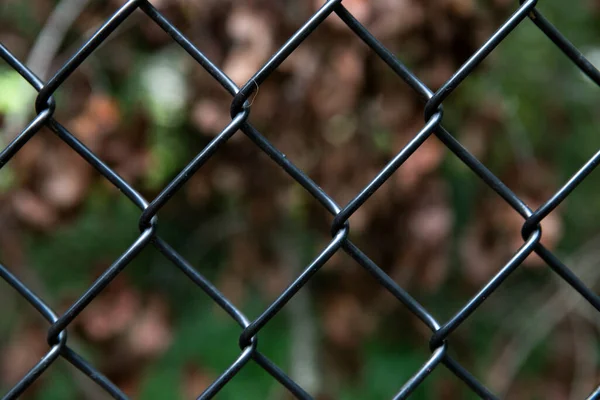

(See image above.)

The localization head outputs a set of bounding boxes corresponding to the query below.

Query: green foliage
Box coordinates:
[28,189,141,296]
[340,340,435,400]
[131,50,193,190]
[33,364,78,400]
[0,2,39,37]
[0,166,16,193]
[145,124,189,190]
[0,69,34,115]
[371,128,393,155]
[138,299,290,400]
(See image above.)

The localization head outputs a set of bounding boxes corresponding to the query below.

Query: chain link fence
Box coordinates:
[1,0,600,399]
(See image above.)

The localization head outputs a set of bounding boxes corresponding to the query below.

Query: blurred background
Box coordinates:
[1,0,600,399]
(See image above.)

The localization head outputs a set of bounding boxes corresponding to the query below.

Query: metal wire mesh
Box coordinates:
[1,0,600,399]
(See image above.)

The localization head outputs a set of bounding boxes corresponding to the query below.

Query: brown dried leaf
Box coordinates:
[323,294,374,348]
[125,296,172,359]
[185,173,212,205]
[182,365,214,399]
[311,47,365,119]
[192,100,230,136]
[11,190,58,230]
[371,0,425,38]
[217,272,246,309]
[443,0,476,17]
[1,325,47,387]
[418,245,451,292]
[223,9,274,85]
[408,203,453,246]
[211,165,244,195]
[396,136,445,191]
[78,284,141,342]
[68,94,121,149]
[460,220,504,285]
[421,58,455,90]
[38,149,92,210]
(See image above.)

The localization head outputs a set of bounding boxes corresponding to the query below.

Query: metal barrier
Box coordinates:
[1,1,600,399]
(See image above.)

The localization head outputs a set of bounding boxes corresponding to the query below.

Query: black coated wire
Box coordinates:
[1,0,599,398]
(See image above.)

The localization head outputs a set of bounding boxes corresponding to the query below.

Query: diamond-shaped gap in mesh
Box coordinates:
[149,235,316,399]
[281,248,449,398]
[214,2,445,235]
[115,116,335,399]
[324,0,541,204]
[10,6,249,239]
[431,10,600,194]
[120,240,293,398]
[5,1,227,195]
[131,0,359,221]
[336,214,511,398]
[31,12,242,201]
[75,0,341,226]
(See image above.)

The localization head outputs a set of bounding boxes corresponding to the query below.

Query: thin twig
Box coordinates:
[1,0,91,141]
[488,237,600,396]
[278,221,322,396]
[568,314,597,400]
[27,0,91,80]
